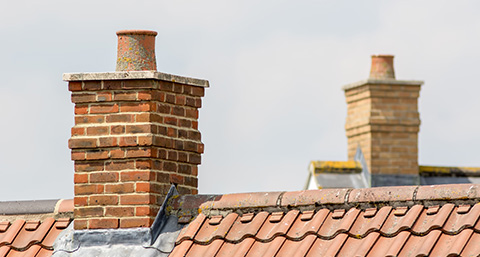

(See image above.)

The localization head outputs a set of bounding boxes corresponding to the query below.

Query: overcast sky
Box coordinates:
[1,1,480,200]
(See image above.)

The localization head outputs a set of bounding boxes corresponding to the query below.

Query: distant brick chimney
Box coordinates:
[344,55,423,186]
[64,30,209,229]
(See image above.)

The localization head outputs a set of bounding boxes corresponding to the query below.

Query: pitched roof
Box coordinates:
[166,184,480,256]
[0,199,73,257]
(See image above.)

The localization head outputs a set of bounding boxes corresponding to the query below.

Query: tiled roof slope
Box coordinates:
[168,184,480,257]
[0,199,73,257]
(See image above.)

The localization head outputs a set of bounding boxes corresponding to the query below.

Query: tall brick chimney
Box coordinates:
[343,55,423,186]
[64,30,209,230]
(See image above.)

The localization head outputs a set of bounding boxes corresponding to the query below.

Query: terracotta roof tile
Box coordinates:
[0,218,72,256]
[169,184,480,256]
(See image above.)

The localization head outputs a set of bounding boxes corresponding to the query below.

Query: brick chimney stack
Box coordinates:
[64,30,208,230]
[344,55,423,186]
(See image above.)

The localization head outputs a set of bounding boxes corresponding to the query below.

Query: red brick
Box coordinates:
[86,126,109,136]
[157,103,171,114]
[74,184,104,195]
[89,195,119,206]
[120,217,153,228]
[83,81,102,91]
[159,81,173,91]
[135,182,151,193]
[105,183,135,194]
[126,124,153,134]
[171,106,185,116]
[105,207,135,217]
[69,138,96,149]
[106,114,134,123]
[191,86,205,97]
[164,162,177,172]
[74,196,88,207]
[74,219,87,230]
[135,113,151,122]
[109,148,125,158]
[173,84,183,93]
[121,171,154,182]
[120,194,156,205]
[192,121,198,129]
[179,119,191,128]
[103,80,123,90]
[123,80,157,89]
[75,115,105,124]
[111,125,125,134]
[126,148,152,158]
[71,152,86,161]
[169,174,184,184]
[135,206,158,216]
[74,161,104,172]
[185,109,198,119]
[167,128,176,137]
[89,218,119,229]
[90,104,119,114]
[185,97,195,107]
[74,207,104,217]
[184,176,198,187]
[114,92,137,101]
[178,164,192,175]
[165,94,175,104]
[188,153,201,165]
[98,137,117,147]
[72,94,96,103]
[120,102,154,112]
[105,160,135,171]
[90,172,119,183]
[97,92,112,102]
[137,136,153,146]
[137,91,152,100]
[69,82,83,91]
[192,166,198,176]
[74,173,88,183]
[71,127,85,136]
[164,117,177,126]
[175,95,186,105]
[118,136,137,147]
[75,105,88,115]
[135,160,153,169]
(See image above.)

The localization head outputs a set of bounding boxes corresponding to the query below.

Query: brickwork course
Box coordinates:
[344,55,423,176]
[65,30,208,230]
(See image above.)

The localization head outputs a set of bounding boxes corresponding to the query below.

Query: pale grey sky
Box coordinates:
[1,1,480,200]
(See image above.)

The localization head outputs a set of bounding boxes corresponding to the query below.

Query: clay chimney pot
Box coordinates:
[369,54,395,79]
[116,30,157,71]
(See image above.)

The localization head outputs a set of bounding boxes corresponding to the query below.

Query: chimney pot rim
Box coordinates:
[371,54,394,58]
[116,30,158,36]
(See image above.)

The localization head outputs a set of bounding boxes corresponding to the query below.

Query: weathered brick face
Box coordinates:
[345,83,421,175]
[69,79,204,229]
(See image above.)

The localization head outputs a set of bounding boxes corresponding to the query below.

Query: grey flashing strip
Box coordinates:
[150,185,179,244]
[0,199,59,215]
[62,71,209,88]
[342,79,424,91]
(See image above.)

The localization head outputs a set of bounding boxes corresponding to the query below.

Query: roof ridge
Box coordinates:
[169,184,480,217]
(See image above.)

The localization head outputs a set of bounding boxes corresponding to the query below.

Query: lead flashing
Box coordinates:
[63,71,210,88]
[342,79,423,91]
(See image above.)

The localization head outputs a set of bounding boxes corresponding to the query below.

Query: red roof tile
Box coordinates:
[0,218,72,257]
[0,199,73,257]
[169,184,480,256]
